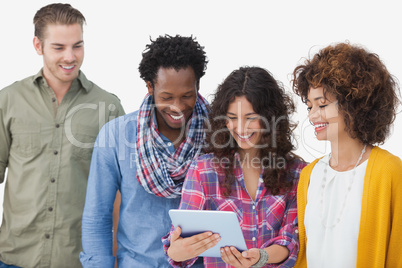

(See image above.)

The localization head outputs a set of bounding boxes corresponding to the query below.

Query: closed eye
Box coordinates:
[247,117,258,120]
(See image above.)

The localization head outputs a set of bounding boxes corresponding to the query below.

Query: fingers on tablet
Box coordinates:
[192,232,221,254]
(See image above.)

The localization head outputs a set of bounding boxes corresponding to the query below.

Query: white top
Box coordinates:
[305,154,368,268]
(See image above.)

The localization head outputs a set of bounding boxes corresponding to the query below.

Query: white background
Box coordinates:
[1,1,401,218]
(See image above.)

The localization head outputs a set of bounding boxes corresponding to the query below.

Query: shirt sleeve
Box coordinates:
[108,93,126,119]
[0,92,10,183]
[162,160,206,268]
[80,120,121,268]
[113,99,126,118]
[261,160,306,267]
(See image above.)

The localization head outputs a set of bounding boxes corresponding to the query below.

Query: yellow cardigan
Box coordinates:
[295,147,402,267]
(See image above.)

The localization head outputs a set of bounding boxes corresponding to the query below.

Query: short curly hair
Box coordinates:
[206,66,300,196]
[138,34,208,87]
[292,42,400,145]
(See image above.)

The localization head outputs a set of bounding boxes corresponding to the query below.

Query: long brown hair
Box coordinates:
[206,66,300,196]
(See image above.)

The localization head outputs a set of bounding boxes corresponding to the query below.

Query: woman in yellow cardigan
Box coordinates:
[292,42,402,268]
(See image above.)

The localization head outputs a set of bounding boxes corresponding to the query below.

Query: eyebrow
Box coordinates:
[160,90,195,95]
[227,112,258,116]
[306,96,325,102]
[50,40,84,46]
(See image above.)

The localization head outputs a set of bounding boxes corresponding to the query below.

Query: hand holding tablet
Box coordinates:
[168,209,248,258]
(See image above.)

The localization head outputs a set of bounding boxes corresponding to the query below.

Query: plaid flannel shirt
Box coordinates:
[163,153,306,267]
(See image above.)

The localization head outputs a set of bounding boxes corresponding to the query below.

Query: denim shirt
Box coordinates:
[80,111,203,267]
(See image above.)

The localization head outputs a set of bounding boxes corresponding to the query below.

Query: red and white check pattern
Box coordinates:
[163,153,306,267]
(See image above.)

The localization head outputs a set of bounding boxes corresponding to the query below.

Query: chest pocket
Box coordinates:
[210,198,243,225]
[10,123,41,158]
[68,124,99,161]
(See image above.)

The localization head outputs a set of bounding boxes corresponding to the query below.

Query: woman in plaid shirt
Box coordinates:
[163,66,306,267]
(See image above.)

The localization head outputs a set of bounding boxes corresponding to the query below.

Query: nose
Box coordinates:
[235,118,248,133]
[63,48,76,63]
[308,107,321,122]
[170,98,185,114]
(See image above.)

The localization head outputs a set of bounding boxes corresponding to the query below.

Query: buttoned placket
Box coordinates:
[236,162,263,249]
[250,177,265,248]
[250,199,258,246]
[38,82,55,266]
[39,81,74,267]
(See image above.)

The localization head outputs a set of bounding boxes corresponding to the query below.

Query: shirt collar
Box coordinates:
[33,69,92,93]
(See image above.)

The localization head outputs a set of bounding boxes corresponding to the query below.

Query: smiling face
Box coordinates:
[225,96,263,154]
[306,87,347,143]
[148,67,198,132]
[33,23,84,88]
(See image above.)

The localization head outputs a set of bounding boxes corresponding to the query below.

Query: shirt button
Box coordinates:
[52,97,56,102]
[295,229,299,233]
[45,234,50,239]
[50,178,55,183]
[167,142,172,147]
[48,207,53,212]
[53,150,58,155]
[252,237,256,241]
[252,205,256,210]
[55,123,60,128]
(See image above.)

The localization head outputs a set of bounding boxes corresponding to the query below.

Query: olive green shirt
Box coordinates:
[0,70,125,268]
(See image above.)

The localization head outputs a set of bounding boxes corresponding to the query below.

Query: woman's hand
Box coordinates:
[167,226,221,262]
[220,247,261,268]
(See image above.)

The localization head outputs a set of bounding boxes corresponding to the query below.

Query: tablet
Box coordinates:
[169,209,248,257]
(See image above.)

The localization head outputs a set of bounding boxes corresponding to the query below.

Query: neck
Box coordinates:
[329,137,371,171]
[156,116,186,150]
[161,129,185,149]
[238,148,260,167]
[43,76,73,105]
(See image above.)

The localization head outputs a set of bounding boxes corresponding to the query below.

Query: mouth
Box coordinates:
[236,132,255,141]
[165,111,187,125]
[314,122,329,132]
[169,114,184,121]
[60,65,75,71]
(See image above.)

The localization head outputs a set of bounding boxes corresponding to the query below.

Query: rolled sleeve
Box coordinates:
[261,161,306,267]
[80,121,121,267]
[268,194,298,253]
[162,228,199,268]
[260,205,299,267]
[79,252,115,268]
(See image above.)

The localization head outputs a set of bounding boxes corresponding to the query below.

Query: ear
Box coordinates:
[33,36,43,55]
[146,81,154,96]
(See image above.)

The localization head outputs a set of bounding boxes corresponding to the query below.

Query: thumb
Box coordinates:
[242,248,260,259]
[170,226,182,242]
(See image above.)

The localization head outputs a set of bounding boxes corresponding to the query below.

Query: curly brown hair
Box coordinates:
[292,42,400,145]
[205,66,300,196]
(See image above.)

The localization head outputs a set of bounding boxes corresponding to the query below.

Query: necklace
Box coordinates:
[319,144,367,228]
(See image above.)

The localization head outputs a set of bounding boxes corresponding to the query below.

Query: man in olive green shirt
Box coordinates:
[0,4,125,267]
